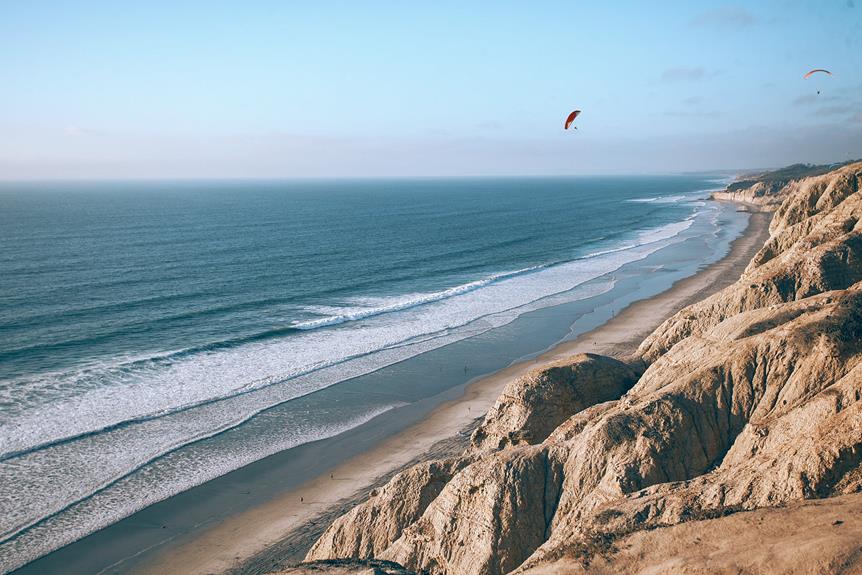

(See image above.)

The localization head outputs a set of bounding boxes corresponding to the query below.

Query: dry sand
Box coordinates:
[131,209,772,575]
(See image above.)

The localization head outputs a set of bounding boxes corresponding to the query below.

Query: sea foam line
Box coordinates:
[290,265,544,330]
[292,220,694,332]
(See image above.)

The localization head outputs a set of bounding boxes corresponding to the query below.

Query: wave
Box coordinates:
[655,194,686,203]
[581,219,692,261]
[290,266,544,330]
[0,403,402,573]
[290,220,694,334]
[626,197,658,203]
[626,194,688,204]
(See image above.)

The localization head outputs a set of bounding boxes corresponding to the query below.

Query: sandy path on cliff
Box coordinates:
[131,209,772,575]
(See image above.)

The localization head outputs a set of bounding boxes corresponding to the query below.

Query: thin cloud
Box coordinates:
[794,94,843,106]
[63,125,99,136]
[664,110,721,118]
[815,105,853,116]
[837,83,862,95]
[661,67,705,82]
[682,96,703,105]
[476,121,502,131]
[851,112,862,123]
[690,6,757,28]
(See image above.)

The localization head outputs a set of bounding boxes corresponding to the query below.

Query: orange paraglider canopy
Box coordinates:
[564,110,581,130]
[803,69,831,79]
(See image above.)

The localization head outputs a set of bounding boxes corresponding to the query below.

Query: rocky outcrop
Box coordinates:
[306,162,862,575]
[385,446,563,575]
[711,161,851,207]
[712,179,788,207]
[639,161,862,362]
[307,456,475,560]
[751,164,860,267]
[516,286,862,572]
[516,493,862,575]
[278,558,414,574]
[469,354,638,452]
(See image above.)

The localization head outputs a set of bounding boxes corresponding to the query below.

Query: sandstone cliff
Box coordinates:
[516,493,862,575]
[300,162,862,575]
[711,179,788,207]
[308,456,477,561]
[468,354,639,453]
[279,558,414,574]
[640,161,862,362]
[711,161,853,206]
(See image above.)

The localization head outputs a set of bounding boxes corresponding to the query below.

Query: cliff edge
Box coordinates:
[296,162,862,575]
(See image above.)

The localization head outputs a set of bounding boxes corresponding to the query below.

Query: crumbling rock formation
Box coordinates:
[469,353,638,452]
[639,162,862,362]
[516,286,862,573]
[712,179,788,206]
[308,456,476,560]
[385,446,563,575]
[516,493,862,574]
[279,558,415,574]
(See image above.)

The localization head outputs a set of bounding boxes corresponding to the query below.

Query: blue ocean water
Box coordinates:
[0,176,742,572]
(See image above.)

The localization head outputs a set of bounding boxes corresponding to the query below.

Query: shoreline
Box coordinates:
[124,207,772,575]
[7,204,769,575]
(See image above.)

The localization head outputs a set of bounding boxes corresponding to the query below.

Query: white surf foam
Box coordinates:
[0,403,400,573]
[626,194,687,204]
[290,266,543,330]
[626,197,658,203]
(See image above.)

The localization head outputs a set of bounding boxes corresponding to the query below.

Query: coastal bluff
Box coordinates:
[292,162,862,575]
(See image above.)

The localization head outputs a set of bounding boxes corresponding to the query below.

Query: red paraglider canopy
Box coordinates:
[564,110,581,130]
[803,69,831,79]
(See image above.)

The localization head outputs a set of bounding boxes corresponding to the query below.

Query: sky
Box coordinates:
[1,0,861,178]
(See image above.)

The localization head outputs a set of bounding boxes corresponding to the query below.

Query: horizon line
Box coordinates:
[0,170,750,184]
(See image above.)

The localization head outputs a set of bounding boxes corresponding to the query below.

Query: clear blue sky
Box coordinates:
[1,0,860,178]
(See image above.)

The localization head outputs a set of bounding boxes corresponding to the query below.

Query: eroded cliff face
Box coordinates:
[516,493,862,575]
[639,162,862,362]
[279,558,414,574]
[385,446,563,575]
[307,456,476,561]
[711,179,788,207]
[469,354,639,453]
[302,162,862,575]
[710,161,851,207]
[516,286,862,573]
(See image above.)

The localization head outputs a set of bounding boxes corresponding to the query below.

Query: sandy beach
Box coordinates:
[114,207,771,575]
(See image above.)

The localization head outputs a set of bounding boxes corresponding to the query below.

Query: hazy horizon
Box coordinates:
[2,1,861,179]
[0,164,847,183]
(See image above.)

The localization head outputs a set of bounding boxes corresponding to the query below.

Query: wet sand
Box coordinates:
[117,208,772,575]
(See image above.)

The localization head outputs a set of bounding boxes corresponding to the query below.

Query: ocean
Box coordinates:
[0,176,747,572]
